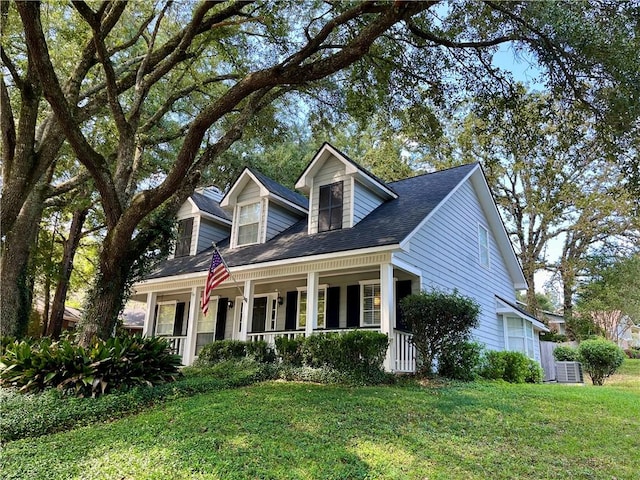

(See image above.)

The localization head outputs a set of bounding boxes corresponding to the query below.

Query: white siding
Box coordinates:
[266,203,301,240]
[237,180,261,203]
[309,156,351,234]
[394,180,516,352]
[353,180,385,224]
[196,218,231,253]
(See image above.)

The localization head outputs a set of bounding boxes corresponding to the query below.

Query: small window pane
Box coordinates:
[237,202,260,245]
[156,304,176,336]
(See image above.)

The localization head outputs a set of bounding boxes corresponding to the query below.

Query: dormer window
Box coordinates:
[175,218,193,257]
[237,201,261,246]
[318,181,343,232]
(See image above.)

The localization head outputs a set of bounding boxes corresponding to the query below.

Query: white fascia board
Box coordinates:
[497,307,550,332]
[269,194,308,215]
[399,164,480,250]
[230,244,402,273]
[198,210,233,226]
[134,270,208,289]
[220,168,268,208]
[390,255,423,278]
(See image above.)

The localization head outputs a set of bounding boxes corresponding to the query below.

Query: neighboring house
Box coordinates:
[131,143,548,372]
[629,324,640,349]
[33,299,82,332]
[542,310,566,336]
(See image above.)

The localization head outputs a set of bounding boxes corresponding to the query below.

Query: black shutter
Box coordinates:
[215,298,228,340]
[285,291,298,330]
[395,280,413,331]
[326,286,340,329]
[346,284,360,328]
[173,302,186,336]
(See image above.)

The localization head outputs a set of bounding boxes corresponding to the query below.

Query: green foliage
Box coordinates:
[300,331,389,378]
[400,289,480,375]
[245,340,276,364]
[624,348,640,359]
[539,331,568,343]
[577,338,625,386]
[274,336,304,366]
[526,359,544,384]
[195,340,247,364]
[437,341,484,381]
[553,345,579,362]
[0,358,272,443]
[479,350,540,384]
[0,336,181,397]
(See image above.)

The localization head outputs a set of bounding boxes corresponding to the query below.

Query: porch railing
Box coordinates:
[247,331,305,345]
[394,330,416,373]
[164,336,187,357]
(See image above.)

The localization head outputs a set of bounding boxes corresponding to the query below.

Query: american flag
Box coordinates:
[201,248,230,315]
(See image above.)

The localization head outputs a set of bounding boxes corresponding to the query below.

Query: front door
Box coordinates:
[251,297,268,333]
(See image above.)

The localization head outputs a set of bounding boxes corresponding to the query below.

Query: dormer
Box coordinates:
[220,167,308,249]
[172,187,232,258]
[295,143,397,235]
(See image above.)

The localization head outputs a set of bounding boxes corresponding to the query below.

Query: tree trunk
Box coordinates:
[48,207,89,339]
[0,184,48,337]
[521,261,539,317]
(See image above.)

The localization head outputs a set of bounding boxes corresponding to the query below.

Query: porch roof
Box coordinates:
[143,163,477,279]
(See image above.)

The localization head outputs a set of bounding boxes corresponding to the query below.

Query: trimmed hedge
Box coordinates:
[479,350,542,384]
[437,341,484,381]
[553,345,578,362]
[0,336,181,397]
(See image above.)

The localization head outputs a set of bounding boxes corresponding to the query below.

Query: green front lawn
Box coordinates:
[2,360,639,480]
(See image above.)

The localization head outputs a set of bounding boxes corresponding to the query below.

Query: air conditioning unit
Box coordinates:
[555,361,584,383]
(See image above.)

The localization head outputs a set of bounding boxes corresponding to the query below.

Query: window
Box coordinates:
[237,202,261,246]
[155,302,177,336]
[318,181,343,232]
[361,282,381,327]
[478,224,490,268]
[506,316,535,359]
[175,218,193,257]
[195,298,216,355]
[298,288,326,329]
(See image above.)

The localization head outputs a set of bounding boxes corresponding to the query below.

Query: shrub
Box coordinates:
[400,289,480,375]
[196,340,247,364]
[245,340,276,363]
[0,336,181,397]
[624,348,640,359]
[479,350,537,383]
[300,331,388,377]
[577,338,625,386]
[526,358,544,384]
[437,341,484,381]
[553,345,578,362]
[274,336,304,366]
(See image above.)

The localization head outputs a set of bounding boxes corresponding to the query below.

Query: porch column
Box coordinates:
[305,271,319,337]
[380,262,395,372]
[182,287,199,366]
[240,279,254,341]
[142,292,157,337]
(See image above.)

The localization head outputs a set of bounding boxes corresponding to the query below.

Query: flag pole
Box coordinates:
[212,242,247,303]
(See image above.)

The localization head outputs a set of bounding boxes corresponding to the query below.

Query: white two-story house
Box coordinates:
[131,143,548,371]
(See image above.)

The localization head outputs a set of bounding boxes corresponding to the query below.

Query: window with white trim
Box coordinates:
[236,201,261,246]
[155,302,177,336]
[297,287,327,329]
[361,281,381,327]
[478,224,490,268]
[195,298,216,355]
[505,316,535,359]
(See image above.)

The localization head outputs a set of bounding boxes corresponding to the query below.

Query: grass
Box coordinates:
[2,359,639,480]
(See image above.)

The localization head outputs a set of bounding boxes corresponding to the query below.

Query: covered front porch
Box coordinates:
[132,250,418,372]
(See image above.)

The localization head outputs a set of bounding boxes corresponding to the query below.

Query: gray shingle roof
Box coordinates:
[143,163,477,280]
[247,167,309,210]
[190,192,232,221]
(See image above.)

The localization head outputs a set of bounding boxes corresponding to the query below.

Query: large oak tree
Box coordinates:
[4,0,640,343]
